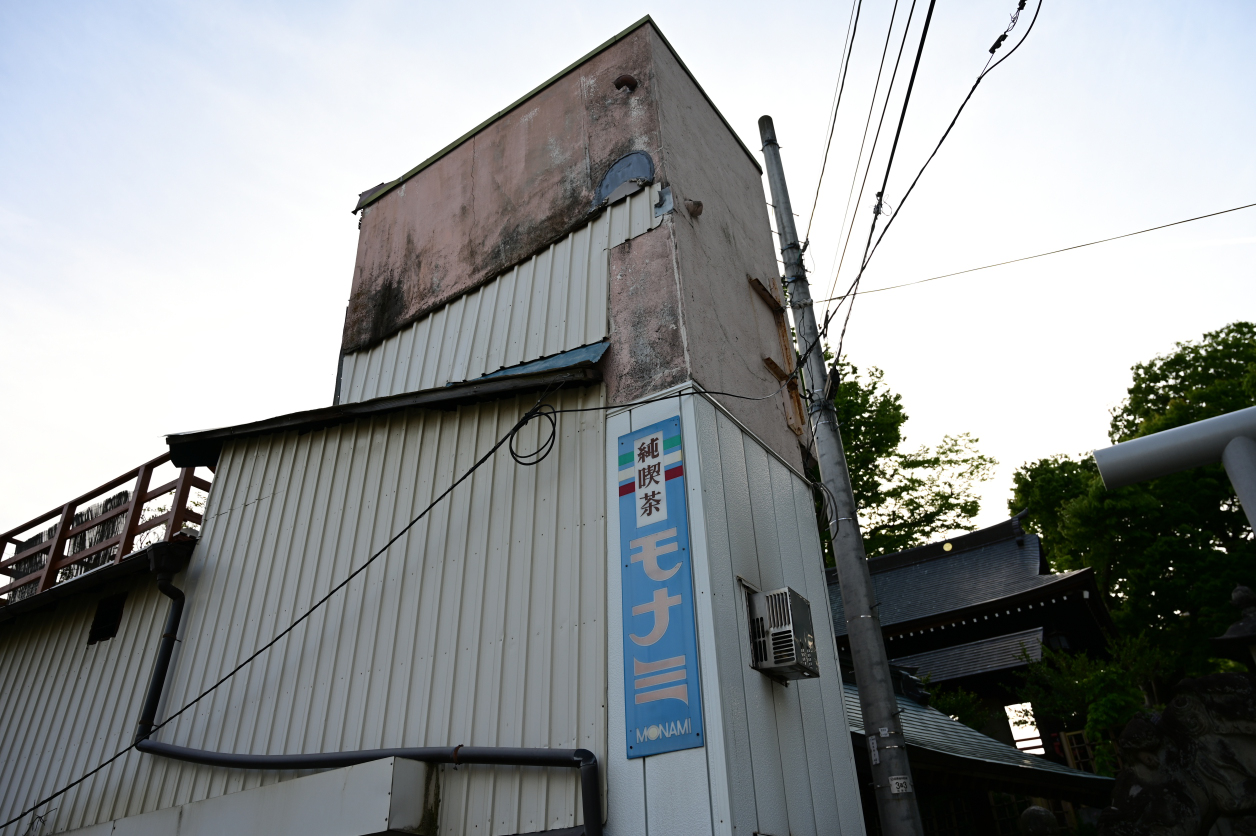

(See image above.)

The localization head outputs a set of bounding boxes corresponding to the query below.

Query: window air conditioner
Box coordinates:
[747,586,819,681]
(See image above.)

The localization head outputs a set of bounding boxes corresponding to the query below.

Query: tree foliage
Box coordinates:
[828,360,997,558]
[926,681,994,731]
[1016,635,1176,775]
[1010,322,1256,686]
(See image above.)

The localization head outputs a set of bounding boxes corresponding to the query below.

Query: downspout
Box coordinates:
[134,541,187,745]
[130,539,603,836]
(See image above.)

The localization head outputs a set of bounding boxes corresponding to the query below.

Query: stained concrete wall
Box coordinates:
[343,18,806,468]
[344,26,661,354]
[647,28,807,470]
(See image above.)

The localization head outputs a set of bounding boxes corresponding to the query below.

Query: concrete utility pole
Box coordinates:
[758,115,925,836]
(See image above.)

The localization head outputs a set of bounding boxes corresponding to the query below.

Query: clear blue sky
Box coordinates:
[2,1,1253,531]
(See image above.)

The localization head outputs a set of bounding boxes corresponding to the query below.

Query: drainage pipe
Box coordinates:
[132,543,603,836]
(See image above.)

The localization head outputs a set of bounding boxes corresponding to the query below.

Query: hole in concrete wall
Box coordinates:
[613,74,638,92]
[88,592,127,645]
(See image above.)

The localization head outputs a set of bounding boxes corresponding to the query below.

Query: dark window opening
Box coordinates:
[88,592,127,645]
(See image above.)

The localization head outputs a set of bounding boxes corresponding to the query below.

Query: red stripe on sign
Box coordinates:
[664,464,683,480]
[619,482,635,496]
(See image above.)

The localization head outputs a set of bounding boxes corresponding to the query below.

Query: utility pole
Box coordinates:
[759,115,924,836]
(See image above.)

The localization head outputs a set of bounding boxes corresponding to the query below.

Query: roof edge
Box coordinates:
[829,568,1103,637]
[865,515,1038,576]
[167,367,600,468]
[353,15,761,213]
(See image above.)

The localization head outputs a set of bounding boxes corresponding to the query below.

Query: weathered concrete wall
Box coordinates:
[603,220,688,403]
[646,29,808,470]
[344,19,804,469]
[343,27,660,354]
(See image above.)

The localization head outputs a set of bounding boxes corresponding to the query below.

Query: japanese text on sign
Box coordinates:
[617,416,704,758]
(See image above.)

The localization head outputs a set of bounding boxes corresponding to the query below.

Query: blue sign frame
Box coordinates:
[617,416,704,758]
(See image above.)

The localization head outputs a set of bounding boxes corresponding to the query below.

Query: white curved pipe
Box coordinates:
[1092,405,1256,528]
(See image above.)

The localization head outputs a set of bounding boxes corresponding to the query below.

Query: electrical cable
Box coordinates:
[825,0,920,308]
[863,0,1042,269]
[2,392,560,833]
[3,353,836,832]
[832,0,1040,366]
[804,0,865,244]
[509,402,557,465]
[814,200,1256,304]
[833,0,940,366]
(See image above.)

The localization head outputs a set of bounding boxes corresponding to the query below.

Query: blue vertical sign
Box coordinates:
[617,416,704,758]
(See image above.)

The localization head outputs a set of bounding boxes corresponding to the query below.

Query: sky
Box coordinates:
[1,0,1253,538]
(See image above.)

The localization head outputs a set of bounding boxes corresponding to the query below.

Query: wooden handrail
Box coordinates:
[0,452,213,603]
[0,451,171,543]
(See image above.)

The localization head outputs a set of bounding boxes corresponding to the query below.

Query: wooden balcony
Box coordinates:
[0,452,212,606]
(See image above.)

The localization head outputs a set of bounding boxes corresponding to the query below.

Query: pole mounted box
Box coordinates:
[747,587,820,681]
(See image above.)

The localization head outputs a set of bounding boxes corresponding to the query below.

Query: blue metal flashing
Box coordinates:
[477,341,608,381]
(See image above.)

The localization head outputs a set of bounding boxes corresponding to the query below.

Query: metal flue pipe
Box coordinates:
[759,115,924,836]
[1093,405,1256,528]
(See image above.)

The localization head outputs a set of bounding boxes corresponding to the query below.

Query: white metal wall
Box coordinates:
[338,185,661,404]
[605,389,865,836]
[0,388,607,836]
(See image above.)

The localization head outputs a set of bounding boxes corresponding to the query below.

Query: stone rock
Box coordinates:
[1019,804,1060,835]
[1098,673,1256,835]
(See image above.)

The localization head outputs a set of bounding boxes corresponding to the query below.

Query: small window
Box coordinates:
[1005,702,1045,755]
[88,592,127,645]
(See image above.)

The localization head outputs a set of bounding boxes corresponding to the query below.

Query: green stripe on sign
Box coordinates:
[618,452,634,466]
[663,435,681,451]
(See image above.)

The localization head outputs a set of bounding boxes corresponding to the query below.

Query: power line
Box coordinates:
[824,0,920,305]
[829,0,1042,363]
[804,0,864,243]
[816,201,1256,304]
[833,0,940,366]
[864,0,1042,268]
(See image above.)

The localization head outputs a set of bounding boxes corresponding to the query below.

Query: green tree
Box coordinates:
[926,681,994,731]
[1010,321,1256,686]
[825,360,997,559]
[1016,635,1174,775]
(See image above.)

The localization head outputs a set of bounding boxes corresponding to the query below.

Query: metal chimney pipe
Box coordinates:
[1092,405,1256,528]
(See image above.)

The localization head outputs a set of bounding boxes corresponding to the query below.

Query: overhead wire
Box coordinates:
[833,0,940,366]
[803,0,865,244]
[830,0,1042,365]
[863,0,1042,268]
[823,0,921,311]
[815,200,1256,304]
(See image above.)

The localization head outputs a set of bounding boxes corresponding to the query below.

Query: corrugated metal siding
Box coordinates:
[603,391,864,836]
[0,388,606,836]
[684,395,864,836]
[339,185,661,404]
[0,578,170,835]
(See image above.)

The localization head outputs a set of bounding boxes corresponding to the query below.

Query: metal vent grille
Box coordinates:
[746,586,820,681]
[767,590,790,629]
[747,591,769,667]
[772,631,795,664]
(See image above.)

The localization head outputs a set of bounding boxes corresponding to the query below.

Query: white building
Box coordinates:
[0,17,864,836]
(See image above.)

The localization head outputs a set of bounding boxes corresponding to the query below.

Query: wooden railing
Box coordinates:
[0,452,211,604]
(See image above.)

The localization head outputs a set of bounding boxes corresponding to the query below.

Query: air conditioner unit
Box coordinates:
[747,586,819,681]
